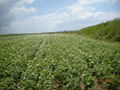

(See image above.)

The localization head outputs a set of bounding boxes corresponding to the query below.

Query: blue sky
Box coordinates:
[0,0,120,34]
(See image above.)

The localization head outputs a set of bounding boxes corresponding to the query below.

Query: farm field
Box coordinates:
[0,34,120,90]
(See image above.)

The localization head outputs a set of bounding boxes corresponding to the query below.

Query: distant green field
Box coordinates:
[0,34,120,90]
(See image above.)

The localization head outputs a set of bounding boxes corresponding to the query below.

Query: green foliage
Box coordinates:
[0,34,120,90]
[79,18,120,41]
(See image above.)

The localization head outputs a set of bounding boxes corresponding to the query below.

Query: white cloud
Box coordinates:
[67,4,95,20]
[66,0,120,20]
[0,0,8,4]
[0,0,36,5]
[95,11,120,20]
[11,6,36,17]
[77,0,119,5]
[0,0,38,28]
[12,0,37,17]
[9,13,70,33]
[23,0,36,4]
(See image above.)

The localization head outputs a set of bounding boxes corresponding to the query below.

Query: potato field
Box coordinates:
[0,34,120,90]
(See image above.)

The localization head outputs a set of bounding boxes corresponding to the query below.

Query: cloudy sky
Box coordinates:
[0,0,120,34]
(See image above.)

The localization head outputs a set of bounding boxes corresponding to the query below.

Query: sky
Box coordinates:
[0,0,120,34]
